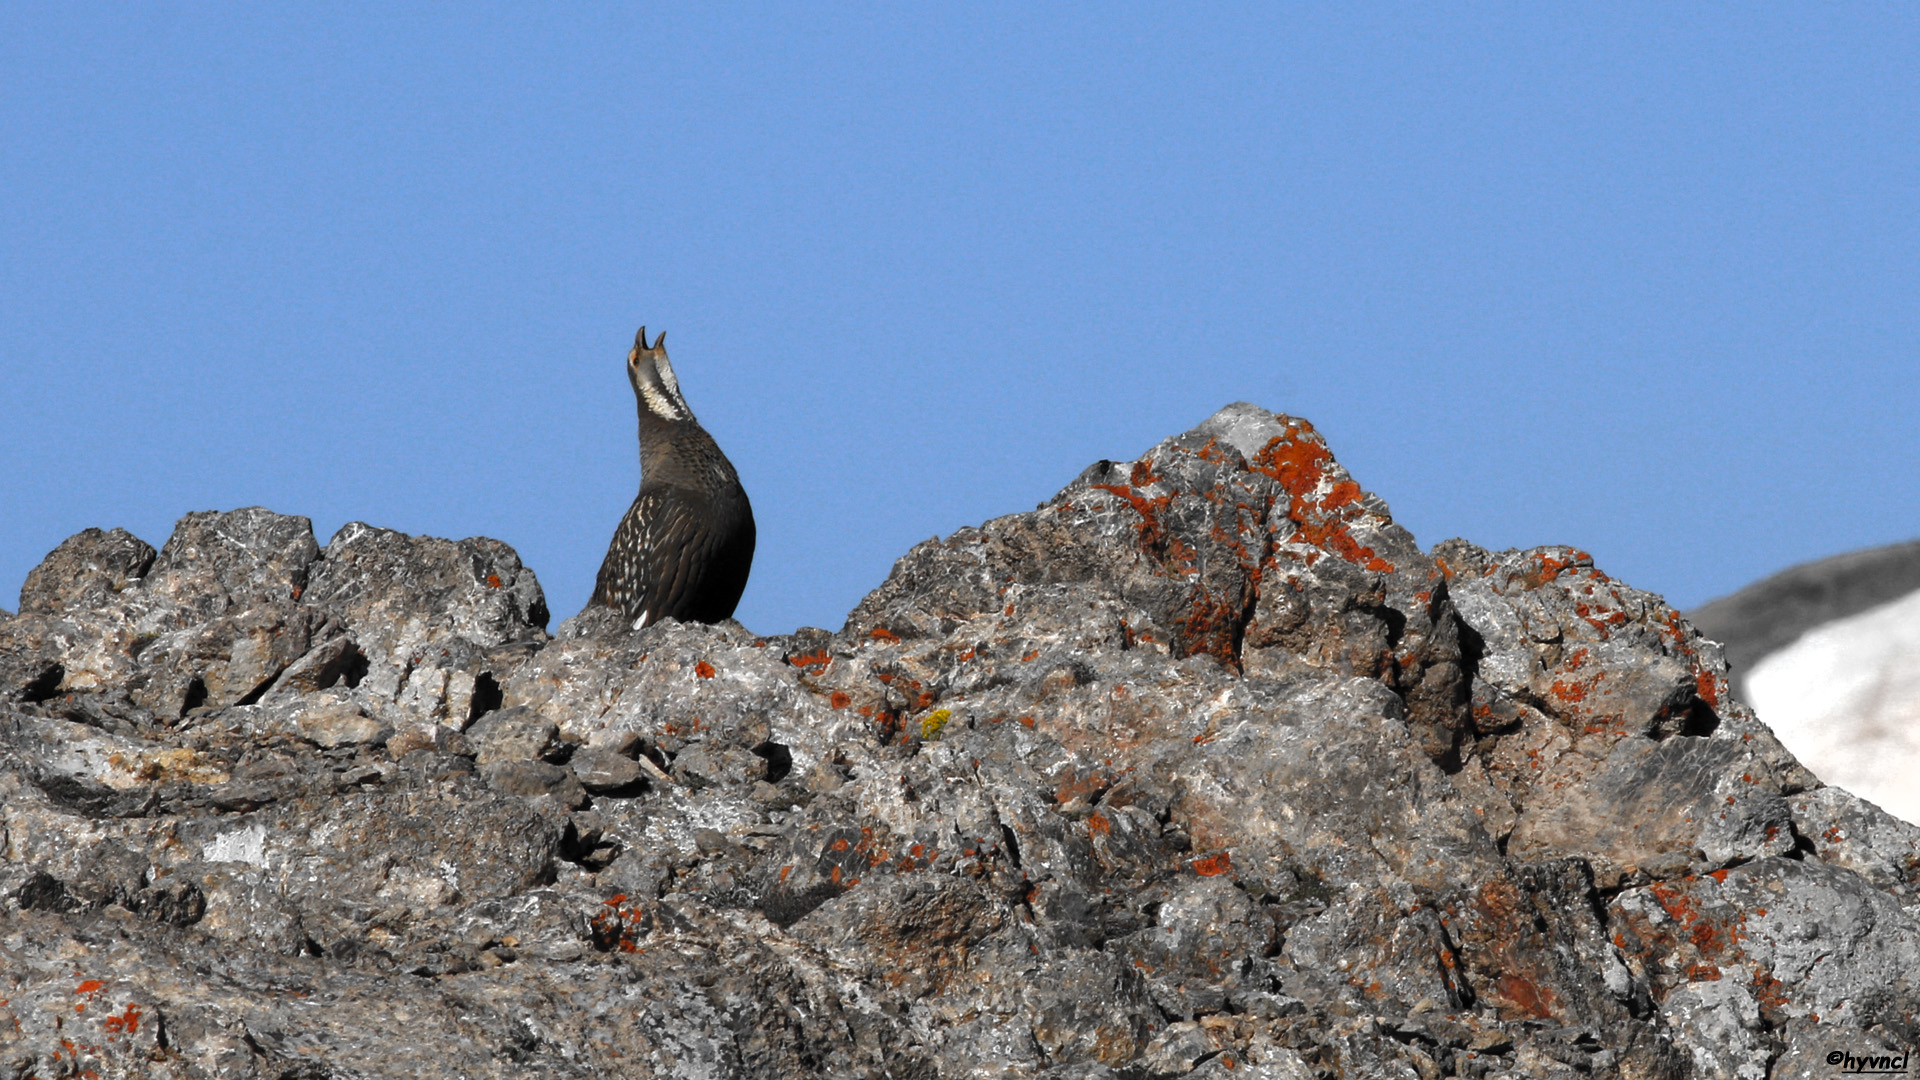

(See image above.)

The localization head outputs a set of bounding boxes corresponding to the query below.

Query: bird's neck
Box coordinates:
[637,414,720,485]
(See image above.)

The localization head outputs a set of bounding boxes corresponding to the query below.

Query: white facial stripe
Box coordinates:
[655,359,688,415]
[638,383,685,420]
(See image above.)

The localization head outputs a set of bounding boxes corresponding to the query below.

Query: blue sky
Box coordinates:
[3,6,1915,634]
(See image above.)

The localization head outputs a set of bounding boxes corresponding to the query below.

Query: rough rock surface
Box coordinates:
[3,404,1917,1079]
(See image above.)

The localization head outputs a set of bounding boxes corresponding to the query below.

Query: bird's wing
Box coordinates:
[632,486,718,626]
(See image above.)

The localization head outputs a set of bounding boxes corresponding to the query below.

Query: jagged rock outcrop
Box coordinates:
[2,404,1915,1079]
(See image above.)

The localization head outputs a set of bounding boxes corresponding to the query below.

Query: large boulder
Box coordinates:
[1,407,1914,1079]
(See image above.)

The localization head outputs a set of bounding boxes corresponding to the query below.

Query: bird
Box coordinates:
[591,327,755,629]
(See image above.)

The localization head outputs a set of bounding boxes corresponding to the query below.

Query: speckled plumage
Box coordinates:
[591,328,755,627]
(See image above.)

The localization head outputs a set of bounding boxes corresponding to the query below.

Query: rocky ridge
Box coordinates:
[2,404,1917,1079]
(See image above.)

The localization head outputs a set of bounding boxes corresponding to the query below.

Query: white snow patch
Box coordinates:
[202,823,270,867]
[1747,584,1920,825]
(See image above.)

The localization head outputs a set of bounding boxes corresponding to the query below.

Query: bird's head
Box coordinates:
[626,326,693,423]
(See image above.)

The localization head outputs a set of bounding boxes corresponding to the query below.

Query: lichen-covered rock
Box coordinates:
[2,405,1915,1078]
[1437,540,1815,884]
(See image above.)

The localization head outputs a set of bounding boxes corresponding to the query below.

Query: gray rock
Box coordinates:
[1789,784,1920,895]
[2,404,1916,1078]
[303,522,550,727]
[483,758,589,809]
[293,700,392,748]
[569,746,645,792]
[129,598,330,716]
[144,506,321,625]
[1769,1020,1911,1080]
[16,526,155,616]
[466,704,561,764]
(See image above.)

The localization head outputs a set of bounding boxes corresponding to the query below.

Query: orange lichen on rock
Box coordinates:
[1694,671,1722,709]
[1750,968,1792,1020]
[1572,602,1629,635]
[1245,418,1332,495]
[1191,852,1233,877]
[787,649,832,674]
[588,898,651,953]
[1520,552,1579,589]
[101,1003,141,1034]
[1645,878,1744,959]
[1492,974,1559,1020]
[1091,483,1174,553]
[1054,771,1111,807]
[1173,586,1250,669]
[1322,480,1363,510]
[1549,676,1594,704]
[1245,420,1395,574]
